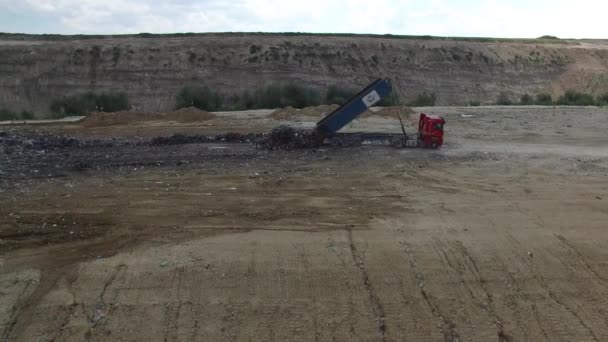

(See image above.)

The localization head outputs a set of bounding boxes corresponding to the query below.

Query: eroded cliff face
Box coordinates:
[1,34,608,114]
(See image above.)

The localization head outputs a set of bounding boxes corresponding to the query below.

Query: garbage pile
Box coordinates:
[259,125,324,150]
[0,130,119,153]
[149,133,263,146]
[0,131,79,150]
[149,126,325,150]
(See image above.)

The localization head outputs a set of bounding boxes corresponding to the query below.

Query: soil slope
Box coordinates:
[1,34,608,113]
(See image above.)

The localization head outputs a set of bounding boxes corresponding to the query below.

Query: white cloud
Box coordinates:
[1,0,607,38]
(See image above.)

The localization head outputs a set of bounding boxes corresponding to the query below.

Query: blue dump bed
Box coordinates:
[315,79,392,135]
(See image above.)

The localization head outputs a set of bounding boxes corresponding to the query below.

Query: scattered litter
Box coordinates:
[460,114,474,118]
[160,260,169,267]
[91,304,106,323]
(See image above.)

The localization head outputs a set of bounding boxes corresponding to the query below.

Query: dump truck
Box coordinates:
[315,79,445,148]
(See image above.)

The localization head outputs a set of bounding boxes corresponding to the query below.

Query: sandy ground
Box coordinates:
[1,106,608,341]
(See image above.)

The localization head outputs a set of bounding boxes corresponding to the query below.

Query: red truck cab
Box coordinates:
[418,113,445,148]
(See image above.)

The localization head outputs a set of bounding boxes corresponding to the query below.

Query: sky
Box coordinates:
[0,0,606,38]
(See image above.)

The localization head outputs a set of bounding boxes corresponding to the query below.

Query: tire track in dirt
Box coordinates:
[552,234,608,328]
[163,266,186,342]
[98,264,127,305]
[399,240,460,342]
[554,234,607,284]
[1,268,71,342]
[331,238,358,339]
[0,279,34,342]
[347,229,386,342]
[494,255,549,340]
[48,303,79,342]
[452,241,512,342]
[189,302,202,340]
[85,263,127,341]
[507,234,600,341]
[293,244,321,342]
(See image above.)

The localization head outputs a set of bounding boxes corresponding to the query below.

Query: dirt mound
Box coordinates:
[170,107,216,122]
[271,104,339,120]
[81,107,215,127]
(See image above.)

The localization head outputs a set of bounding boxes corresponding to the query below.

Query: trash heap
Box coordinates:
[149,133,263,146]
[149,126,324,150]
[259,125,324,150]
[0,130,120,154]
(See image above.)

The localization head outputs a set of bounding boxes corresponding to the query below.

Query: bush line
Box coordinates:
[0,108,34,121]
[493,91,608,106]
[174,83,436,111]
[36,88,608,120]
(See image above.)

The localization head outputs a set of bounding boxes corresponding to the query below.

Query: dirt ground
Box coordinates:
[1,106,608,341]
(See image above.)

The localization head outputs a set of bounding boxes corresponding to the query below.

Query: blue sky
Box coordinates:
[0,0,606,38]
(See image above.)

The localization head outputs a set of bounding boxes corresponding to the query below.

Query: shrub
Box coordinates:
[224,93,245,111]
[0,108,36,120]
[496,92,513,105]
[248,82,321,109]
[20,110,35,120]
[520,94,534,105]
[240,90,255,109]
[96,93,129,112]
[596,93,608,106]
[51,92,130,117]
[175,85,223,111]
[378,93,399,106]
[325,85,356,104]
[112,46,121,65]
[535,93,553,105]
[253,84,283,109]
[556,91,595,106]
[408,92,436,106]
[281,83,321,108]
[538,35,559,40]
[0,107,18,120]
[468,100,481,106]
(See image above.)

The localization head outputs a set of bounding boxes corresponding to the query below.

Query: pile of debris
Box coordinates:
[260,125,324,150]
[149,133,263,146]
[149,126,324,150]
[0,130,121,153]
[1,125,326,162]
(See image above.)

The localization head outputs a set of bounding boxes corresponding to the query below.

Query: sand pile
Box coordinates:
[271,104,340,120]
[81,107,215,127]
[170,107,216,122]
